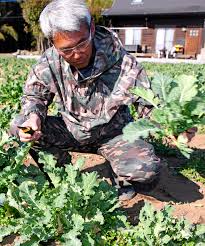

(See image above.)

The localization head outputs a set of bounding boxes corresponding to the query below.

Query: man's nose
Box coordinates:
[72,50,81,60]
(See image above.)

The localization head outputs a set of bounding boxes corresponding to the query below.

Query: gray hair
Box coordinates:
[39,0,91,38]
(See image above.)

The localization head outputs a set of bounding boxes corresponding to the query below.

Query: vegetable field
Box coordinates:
[0,57,205,245]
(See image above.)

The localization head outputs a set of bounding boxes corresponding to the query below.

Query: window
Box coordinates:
[131,0,144,4]
[125,29,142,45]
[155,28,175,52]
[189,29,199,37]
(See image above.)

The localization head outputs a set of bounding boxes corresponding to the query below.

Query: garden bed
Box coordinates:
[71,134,205,225]
[1,57,205,245]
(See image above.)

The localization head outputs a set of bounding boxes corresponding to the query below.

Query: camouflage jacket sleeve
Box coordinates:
[21,55,55,122]
[133,64,153,119]
[107,54,153,120]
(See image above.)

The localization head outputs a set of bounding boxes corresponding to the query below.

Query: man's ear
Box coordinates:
[90,18,95,37]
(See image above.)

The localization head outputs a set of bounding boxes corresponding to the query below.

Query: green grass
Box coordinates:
[179,150,205,184]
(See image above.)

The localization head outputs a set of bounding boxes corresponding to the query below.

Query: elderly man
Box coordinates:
[10,0,161,201]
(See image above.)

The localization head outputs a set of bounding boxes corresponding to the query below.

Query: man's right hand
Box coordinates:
[18,113,42,142]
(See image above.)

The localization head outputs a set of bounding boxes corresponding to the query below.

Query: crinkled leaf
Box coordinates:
[176,135,193,159]
[53,184,68,208]
[61,230,82,246]
[75,157,85,170]
[38,152,57,168]
[72,214,84,232]
[18,181,40,209]
[65,165,78,185]
[39,152,63,187]
[0,193,6,206]
[195,224,205,237]
[161,235,172,244]
[176,75,198,103]
[151,73,173,102]
[131,87,160,108]
[0,131,10,146]
[0,225,16,242]
[82,172,98,199]
[91,210,104,225]
[123,119,160,143]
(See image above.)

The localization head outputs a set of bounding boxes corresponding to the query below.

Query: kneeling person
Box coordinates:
[10,0,161,201]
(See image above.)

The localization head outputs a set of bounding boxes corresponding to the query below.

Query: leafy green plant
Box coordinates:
[123,73,205,158]
[0,57,58,129]
[0,133,126,245]
[133,203,205,245]
[179,150,205,184]
[0,131,33,193]
[105,203,205,246]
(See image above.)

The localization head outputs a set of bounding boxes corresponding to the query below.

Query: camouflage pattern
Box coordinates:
[21,26,151,143]
[11,25,161,182]
[11,115,160,182]
[98,135,161,183]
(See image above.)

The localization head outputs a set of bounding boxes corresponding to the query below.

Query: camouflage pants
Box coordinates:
[10,115,161,184]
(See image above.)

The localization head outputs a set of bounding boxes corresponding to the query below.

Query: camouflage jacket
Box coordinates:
[21,26,150,144]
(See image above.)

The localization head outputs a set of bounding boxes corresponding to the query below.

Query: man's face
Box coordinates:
[53,23,93,69]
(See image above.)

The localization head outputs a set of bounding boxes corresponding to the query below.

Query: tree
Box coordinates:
[20,0,50,53]
[86,0,113,24]
[20,0,113,52]
[0,24,18,42]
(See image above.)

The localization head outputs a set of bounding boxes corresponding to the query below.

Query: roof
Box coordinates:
[103,0,205,16]
[0,0,17,2]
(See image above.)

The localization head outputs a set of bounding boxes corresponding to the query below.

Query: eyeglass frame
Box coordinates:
[53,27,92,56]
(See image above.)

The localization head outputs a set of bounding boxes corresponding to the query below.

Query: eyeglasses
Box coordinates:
[55,30,92,56]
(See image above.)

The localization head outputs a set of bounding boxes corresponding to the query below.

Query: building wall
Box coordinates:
[141,28,156,53]
[118,29,125,44]
[184,28,203,56]
[115,27,203,56]
[108,14,205,56]
[174,28,186,46]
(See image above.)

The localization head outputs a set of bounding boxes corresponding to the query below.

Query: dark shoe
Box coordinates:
[118,185,136,201]
[131,177,159,192]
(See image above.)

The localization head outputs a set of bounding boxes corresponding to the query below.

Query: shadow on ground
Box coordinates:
[76,149,205,225]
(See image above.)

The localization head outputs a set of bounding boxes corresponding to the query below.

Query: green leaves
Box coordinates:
[82,172,99,199]
[125,73,205,158]
[105,202,205,245]
[0,58,35,130]
[0,148,125,245]
[133,202,205,245]
[123,119,160,142]
[131,87,160,108]
[177,75,198,103]
[151,73,173,102]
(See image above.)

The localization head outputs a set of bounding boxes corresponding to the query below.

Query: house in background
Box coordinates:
[103,0,205,58]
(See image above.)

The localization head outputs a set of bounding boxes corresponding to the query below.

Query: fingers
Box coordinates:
[18,113,42,143]
[21,120,40,132]
[29,113,41,131]
[19,130,42,143]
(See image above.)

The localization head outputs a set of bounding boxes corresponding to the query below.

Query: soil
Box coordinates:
[71,134,205,225]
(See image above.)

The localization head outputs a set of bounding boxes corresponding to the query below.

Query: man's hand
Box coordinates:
[18,113,42,142]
